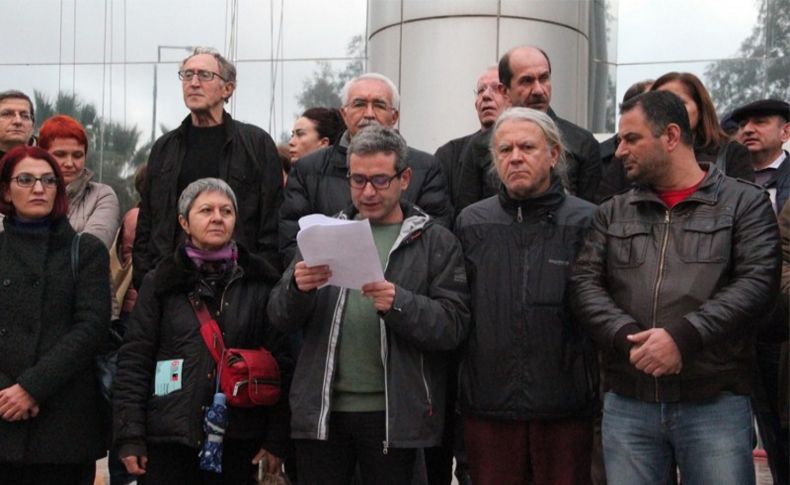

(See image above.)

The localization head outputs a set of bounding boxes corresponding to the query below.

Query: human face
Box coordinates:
[341,79,399,137]
[736,114,790,163]
[615,107,670,186]
[349,151,410,225]
[0,98,34,151]
[656,80,700,131]
[475,69,509,129]
[502,48,552,112]
[181,54,234,117]
[47,137,86,186]
[288,117,328,162]
[178,191,236,251]
[493,119,559,199]
[3,157,58,220]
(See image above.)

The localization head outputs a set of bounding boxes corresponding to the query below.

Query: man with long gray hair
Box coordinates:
[456,107,598,484]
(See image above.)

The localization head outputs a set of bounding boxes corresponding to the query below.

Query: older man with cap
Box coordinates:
[0,90,35,159]
[734,99,790,214]
[733,98,790,485]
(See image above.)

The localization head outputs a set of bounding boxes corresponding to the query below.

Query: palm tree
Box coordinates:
[34,90,151,213]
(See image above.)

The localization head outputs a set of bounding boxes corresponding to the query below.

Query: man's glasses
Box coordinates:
[345,98,393,114]
[11,173,59,188]
[178,69,226,82]
[0,110,33,123]
[348,169,405,190]
[474,82,502,96]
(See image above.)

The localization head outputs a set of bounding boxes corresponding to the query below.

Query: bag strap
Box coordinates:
[71,232,82,283]
[188,293,226,364]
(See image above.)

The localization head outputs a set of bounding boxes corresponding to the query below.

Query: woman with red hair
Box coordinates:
[0,146,111,484]
[38,114,120,248]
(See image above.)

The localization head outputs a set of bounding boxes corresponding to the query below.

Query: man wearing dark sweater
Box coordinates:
[133,47,282,288]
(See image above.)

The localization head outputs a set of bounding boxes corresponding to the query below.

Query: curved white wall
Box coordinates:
[367,0,592,153]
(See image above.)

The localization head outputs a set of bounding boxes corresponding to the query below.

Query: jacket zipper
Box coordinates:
[651,209,672,401]
[420,354,432,416]
[517,205,523,223]
[316,288,347,440]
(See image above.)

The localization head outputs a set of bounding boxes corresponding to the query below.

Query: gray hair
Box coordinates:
[177,177,238,220]
[347,125,409,172]
[489,107,568,188]
[181,46,237,86]
[340,73,400,110]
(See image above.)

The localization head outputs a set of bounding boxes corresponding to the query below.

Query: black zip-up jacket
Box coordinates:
[114,244,291,459]
[133,112,283,289]
[278,131,453,264]
[455,178,599,419]
[267,203,470,450]
[570,165,781,402]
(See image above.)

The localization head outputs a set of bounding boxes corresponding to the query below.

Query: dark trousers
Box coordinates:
[0,462,90,485]
[464,415,594,485]
[139,439,260,485]
[295,411,416,485]
[754,341,789,485]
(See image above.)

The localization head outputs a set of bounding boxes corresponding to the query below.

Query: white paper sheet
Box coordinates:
[296,214,385,289]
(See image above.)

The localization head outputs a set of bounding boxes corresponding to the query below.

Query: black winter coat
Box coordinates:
[0,218,110,463]
[455,179,599,419]
[278,132,453,264]
[114,244,292,459]
[133,112,283,289]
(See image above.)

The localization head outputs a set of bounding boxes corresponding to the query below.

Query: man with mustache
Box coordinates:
[434,66,509,212]
[733,98,790,485]
[571,91,780,485]
[0,90,35,159]
[279,72,452,265]
[457,46,602,209]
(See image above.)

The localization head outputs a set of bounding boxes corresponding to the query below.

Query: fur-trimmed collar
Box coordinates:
[152,242,280,296]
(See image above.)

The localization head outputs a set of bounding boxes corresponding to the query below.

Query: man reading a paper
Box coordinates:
[268,125,471,484]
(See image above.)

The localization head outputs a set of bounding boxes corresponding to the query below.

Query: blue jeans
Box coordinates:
[602,392,755,485]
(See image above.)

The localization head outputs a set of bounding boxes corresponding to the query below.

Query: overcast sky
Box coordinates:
[0,0,764,147]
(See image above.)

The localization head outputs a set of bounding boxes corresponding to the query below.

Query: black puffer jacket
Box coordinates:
[570,165,781,402]
[455,179,599,419]
[133,112,283,289]
[279,132,453,264]
[114,244,291,459]
[0,218,110,463]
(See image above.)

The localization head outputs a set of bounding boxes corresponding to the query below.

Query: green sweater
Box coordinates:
[332,222,401,412]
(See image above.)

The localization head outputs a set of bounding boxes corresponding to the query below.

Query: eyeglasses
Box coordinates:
[474,82,502,96]
[0,109,33,123]
[345,98,393,114]
[11,173,59,188]
[348,169,405,190]
[178,69,226,82]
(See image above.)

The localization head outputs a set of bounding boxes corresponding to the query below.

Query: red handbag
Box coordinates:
[190,294,281,407]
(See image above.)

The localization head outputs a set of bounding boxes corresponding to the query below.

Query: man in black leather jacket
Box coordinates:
[570,91,781,485]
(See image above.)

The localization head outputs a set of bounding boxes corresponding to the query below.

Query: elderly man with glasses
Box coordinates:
[279,72,452,265]
[0,90,35,159]
[133,46,283,288]
[269,124,470,484]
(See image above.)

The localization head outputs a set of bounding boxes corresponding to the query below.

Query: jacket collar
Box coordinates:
[628,163,722,207]
[337,201,431,249]
[176,110,236,145]
[153,241,280,296]
[497,174,566,217]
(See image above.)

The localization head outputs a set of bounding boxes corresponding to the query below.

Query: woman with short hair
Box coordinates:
[113,177,290,484]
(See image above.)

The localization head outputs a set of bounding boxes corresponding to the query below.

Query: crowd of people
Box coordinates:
[0,43,787,485]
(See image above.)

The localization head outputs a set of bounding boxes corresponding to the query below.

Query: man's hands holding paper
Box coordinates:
[294,261,332,292]
[295,261,395,312]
